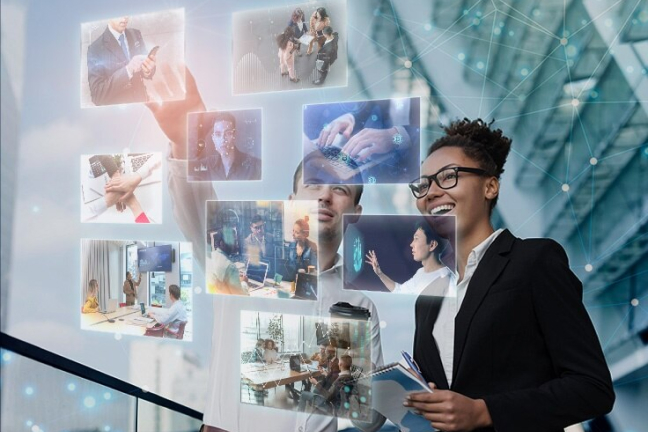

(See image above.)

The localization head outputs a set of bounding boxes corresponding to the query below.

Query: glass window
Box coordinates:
[149,272,166,306]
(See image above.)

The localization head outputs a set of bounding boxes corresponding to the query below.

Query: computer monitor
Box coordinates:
[246,260,269,285]
[294,273,318,300]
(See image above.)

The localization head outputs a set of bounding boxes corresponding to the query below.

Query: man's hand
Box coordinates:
[141,54,156,79]
[318,113,355,146]
[146,65,205,159]
[404,384,492,432]
[341,128,397,163]
[126,54,148,76]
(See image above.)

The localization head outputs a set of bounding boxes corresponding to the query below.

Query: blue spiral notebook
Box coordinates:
[357,362,435,432]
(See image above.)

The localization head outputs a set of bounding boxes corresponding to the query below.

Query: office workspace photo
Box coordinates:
[2,0,647,431]
[80,239,194,341]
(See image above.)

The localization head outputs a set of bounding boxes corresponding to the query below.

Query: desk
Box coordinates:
[241,361,321,405]
[248,279,294,299]
[81,306,155,336]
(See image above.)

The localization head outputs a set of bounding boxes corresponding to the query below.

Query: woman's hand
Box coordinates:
[365,250,382,275]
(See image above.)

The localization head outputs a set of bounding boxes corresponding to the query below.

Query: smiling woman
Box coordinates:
[405,118,614,432]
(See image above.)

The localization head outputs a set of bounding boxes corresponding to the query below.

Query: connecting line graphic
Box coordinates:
[576,0,643,101]
[478,10,499,118]
[583,268,648,294]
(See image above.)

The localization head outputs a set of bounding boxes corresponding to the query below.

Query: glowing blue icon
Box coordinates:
[353,237,363,272]
[393,134,403,145]
[25,386,34,396]
[371,114,378,121]
[368,176,376,184]
[67,383,76,391]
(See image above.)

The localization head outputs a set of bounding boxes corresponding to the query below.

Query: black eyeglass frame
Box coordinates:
[408,167,489,198]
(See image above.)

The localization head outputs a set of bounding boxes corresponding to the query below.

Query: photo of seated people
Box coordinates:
[187,109,262,182]
[80,152,162,223]
[205,200,319,300]
[239,311,373,422]
[80,9,185,108]
[343,215,455,295]
[302,97,421,185]
[80,239,193,341]
[232,0,347,94]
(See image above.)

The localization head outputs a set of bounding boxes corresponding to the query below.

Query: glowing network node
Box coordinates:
[631,299,639,307]
[590,157,598,165]
[424,23,432,31]
[83,396,96,408]
[2,352,11,362]
[604,19,613,27]
[532,9,541,17]
[571,99,580,107]
[368,176,376,184]
[403,60,412,69]
[562,184,570,192]
[509,30,515,37]
[584,264,593,272]
[26,420,33,427]
[103,392,111,400]
[31,425,41,432]
[32,206,40,213]
[472,18,480,26]
[114,333,122,341]
[458,53,466,61]
[476,61,485,70]
[476,11,482,17]
[494,28,501,35]
[626,66,634,73]
[560,38,568,46]
[25,386,34,395]
[371,114,378,121]
[67,383,76,391]
[380,320,387,329]
[373,8,381,17]
[520,68,529,76]
[104,426,111,432]
[565,45,578,57]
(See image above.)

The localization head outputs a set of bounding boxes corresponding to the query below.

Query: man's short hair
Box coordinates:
[250,215,264,225]
[169,284,181,300]
[322,26,333,36]
[340,355,353,370]
[213,112,236,130]
[292,161,364,206]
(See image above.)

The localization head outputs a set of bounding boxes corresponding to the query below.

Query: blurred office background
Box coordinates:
[2,0,646,430]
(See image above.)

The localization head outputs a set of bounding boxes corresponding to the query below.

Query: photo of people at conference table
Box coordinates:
[240,311,372,422]
[205,200,319,299]
[80,239,193,341]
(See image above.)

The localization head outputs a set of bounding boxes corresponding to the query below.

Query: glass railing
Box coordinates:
[1,332,202,432]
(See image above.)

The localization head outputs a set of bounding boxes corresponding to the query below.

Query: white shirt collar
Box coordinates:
[469,228,504,264]
[107,25,125,42]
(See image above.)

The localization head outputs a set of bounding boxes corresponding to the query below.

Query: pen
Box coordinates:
[401,350,430,389]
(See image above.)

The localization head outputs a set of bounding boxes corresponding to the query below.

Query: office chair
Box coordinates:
[164,321,188,340]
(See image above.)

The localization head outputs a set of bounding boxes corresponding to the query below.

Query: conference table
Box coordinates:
[81,305,157,337]
[240,361,322,405]
[247,279,295,299]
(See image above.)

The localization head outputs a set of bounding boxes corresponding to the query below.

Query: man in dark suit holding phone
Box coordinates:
[87,16,157,106]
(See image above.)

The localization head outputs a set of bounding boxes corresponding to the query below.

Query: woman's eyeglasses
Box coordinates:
[408,167,488,198]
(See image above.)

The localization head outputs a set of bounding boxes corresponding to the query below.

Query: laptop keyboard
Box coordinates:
[131,153,153,172]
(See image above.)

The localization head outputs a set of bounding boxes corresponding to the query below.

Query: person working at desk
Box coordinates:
[285,216,318,280]
[243,214,271,265]
[207,228,248,296]
[298,355,354,414]
[263,339,279,364]
[82,279,101,313]
[148,284,187,334]
[122,271,142,305]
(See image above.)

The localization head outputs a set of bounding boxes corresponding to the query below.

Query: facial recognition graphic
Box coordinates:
[232,0,348,94]
[80,9,185,108]
[205,200,319,299]
[343,215,456,295]
[80,239,193,341]
[302,97,421,185]
[240,310,372,421]
[187,109,262,182]
[80,153,162,224]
